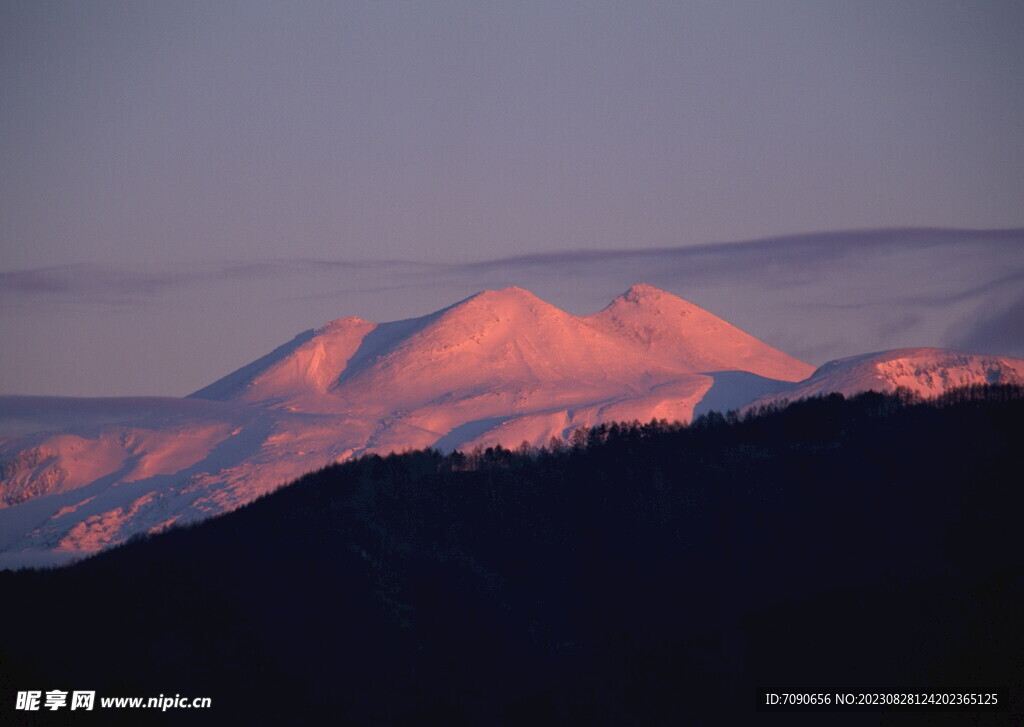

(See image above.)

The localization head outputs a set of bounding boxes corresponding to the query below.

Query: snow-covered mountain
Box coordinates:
[189,284,813,450]
[0,285,1019,568]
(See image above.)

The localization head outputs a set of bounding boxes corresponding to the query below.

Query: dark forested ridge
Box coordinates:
[1,386,1021,726]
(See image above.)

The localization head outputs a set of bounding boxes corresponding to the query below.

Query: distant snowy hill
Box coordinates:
[747,348,1024,410]
[1,285,1019,568]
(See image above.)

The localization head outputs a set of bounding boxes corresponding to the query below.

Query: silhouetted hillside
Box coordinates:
[2,386,1021,725]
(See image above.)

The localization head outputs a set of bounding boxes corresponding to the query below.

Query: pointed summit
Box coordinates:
[587,284,815,381]
[602,283,707,317]
[621,282,676,301]
[316,315,372,334]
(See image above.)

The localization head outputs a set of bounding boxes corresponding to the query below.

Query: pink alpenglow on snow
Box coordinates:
[747,348,1024,411]
[1,286,1020,568]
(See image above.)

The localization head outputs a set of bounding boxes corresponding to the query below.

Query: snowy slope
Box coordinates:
[0,397,382,568]
[747,347,1024,410]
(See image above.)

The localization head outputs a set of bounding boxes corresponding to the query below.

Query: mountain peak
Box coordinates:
[606,283,706,314]
[316,315,371,334]
[464,286,544,306]
[601,283,706,317]
[622,282,673,300]
[588,284,815,381]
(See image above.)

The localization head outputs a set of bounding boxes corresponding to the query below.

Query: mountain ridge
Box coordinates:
[190,283,813,416]
[1,284,1021,567]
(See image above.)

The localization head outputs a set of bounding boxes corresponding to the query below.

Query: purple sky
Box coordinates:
[2,1,1023,396]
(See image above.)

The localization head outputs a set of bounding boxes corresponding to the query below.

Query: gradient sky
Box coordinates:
[2,1,1023,396]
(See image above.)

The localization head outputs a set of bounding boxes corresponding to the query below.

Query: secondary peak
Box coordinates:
[622,283,671,300]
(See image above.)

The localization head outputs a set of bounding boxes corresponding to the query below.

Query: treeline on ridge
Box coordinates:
[1,384,1021,725]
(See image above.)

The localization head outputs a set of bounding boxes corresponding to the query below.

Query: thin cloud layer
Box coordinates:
[1,228,1021,396]
[948,293,1024,355]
